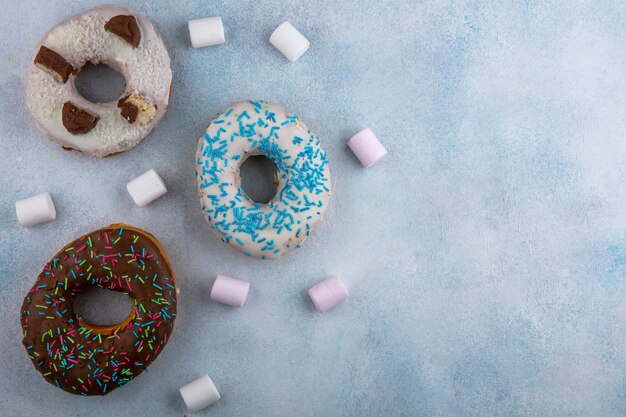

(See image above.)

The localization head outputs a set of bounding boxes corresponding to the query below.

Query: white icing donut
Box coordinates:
[195,101,332,259]
[25,5,172,157]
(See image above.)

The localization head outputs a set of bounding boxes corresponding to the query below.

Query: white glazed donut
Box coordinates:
[25,5,172,157]
[195,101,332,259]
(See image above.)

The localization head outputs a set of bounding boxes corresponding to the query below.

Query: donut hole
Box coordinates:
[239,155,279,204]
[74,62,126,103]
[73,286,133,326]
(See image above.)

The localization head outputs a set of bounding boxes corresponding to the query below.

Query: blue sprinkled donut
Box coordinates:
[195,101,332,259]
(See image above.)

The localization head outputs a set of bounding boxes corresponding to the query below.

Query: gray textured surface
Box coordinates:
[1,0,625,416]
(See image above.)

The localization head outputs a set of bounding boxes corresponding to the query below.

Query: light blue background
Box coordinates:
[1,0,625,416]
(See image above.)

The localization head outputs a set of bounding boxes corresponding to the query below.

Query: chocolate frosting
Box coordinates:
[105,15,141,47]
[20,224,177,396]
[62,102,99,134]
[118,96,139,124]
[34,46,74,83]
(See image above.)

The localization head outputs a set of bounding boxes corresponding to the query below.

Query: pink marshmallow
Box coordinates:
[347,128,387,167]
[210,275,250,307]
[308,275,349,312]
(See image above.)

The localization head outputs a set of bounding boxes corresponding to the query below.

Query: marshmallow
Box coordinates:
[210,274,250,307]
[126,169,167,207]
[347,128,387,167]
[15,192,57,227]
[188,17,225,48]
[269,22,310,62]
[308,275,349,312]
[180,374,221,412]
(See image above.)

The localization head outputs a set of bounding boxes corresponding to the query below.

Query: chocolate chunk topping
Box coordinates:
[105,15,141,47]
[117,96,139,124]
[62,102,99,134]
[33,46,74,83]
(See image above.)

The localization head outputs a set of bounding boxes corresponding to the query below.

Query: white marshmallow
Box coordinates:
[180,374,221,412]
[269,22,310,62]
[16,192,57,227]
[127,169,167,207]
[188,17,225,48]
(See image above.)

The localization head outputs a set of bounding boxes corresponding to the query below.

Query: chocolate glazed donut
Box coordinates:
[20,224,178,396]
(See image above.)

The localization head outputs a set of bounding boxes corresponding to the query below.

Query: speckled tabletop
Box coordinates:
[1,1,625,416]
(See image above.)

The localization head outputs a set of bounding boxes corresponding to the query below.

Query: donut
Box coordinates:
[25,6,172,157]
[195,101,332,259]
[20,224,178,396]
